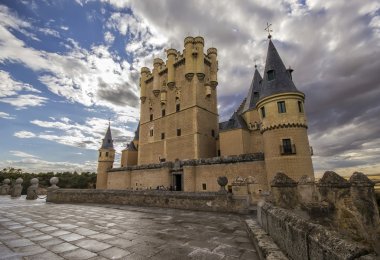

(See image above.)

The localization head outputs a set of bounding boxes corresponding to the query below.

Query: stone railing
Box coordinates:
[46,189,250,214]
[259,171,380,259]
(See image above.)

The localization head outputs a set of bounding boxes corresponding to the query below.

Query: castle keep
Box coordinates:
[96,36,314,192]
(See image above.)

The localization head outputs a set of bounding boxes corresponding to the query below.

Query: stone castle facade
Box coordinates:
[96,36,314,192]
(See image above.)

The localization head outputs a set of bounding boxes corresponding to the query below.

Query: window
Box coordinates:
[211,129,215,137]
[298,101,304,113]
[99,152,101,157]
[202,183,207,190]
[260,106,266,118]
[217,150,221,156]
[281,139,296,155]
[105,152,109,157]
[267,70,275,81]
[150,129,154,137]
[150,114,153,121]
[161,133,165,140]
[176,104,180,112]
[107,139,111,143]
[277,101,286,113]
[177,128,181,136]
[162,109,166,117]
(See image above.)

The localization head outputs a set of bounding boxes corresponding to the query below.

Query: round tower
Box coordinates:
[152,58,163,96]
[194,36,205,80]
[184,36,195,80]
[256,39,314,185]
[96,123,115,189]
[207,47,218,88]
[166,48,177,89]
[140,67,150,103]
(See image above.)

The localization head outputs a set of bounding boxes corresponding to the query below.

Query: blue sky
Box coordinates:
[0,0,379,176]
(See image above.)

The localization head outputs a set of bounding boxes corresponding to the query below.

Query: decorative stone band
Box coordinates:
[260,122,308,134]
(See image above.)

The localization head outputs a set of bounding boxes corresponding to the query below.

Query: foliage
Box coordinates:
[0,167,96,195]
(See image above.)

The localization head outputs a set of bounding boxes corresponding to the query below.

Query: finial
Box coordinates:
[265,22,273,39]
[254,58,258,69]
[108,117,111,127]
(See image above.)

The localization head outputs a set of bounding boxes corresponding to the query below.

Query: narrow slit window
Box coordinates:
[177,128,181,136]
[277,101,286,113]
[260,106,266,118]
[176,104,180,112]
[211,129,215,137]
[150,129,154,137]
[202,183,207,190]
[161,133,165,140]
[162,109,166,117]
[298,101,303,113]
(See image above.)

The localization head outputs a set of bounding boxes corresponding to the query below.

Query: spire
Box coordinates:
[259,39,301,100]
[242,67,262,112]
[101,124,114,149]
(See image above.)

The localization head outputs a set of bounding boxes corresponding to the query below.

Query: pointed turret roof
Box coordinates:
[101,124,114,149]
[126,141,137,151]
[242,67,262,112]
[219,112,248,131]
[133,123,139,141]
[259,39,301,101]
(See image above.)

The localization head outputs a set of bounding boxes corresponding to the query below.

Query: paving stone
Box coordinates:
[74,227,99,236]
[14,244,47,256]
[188,248,224,260]
[56,223,78,229]
[39,237,64,247]
[5,238,34,248]
[21,231,44,238]
[61,248,98,259]
[59,233,85,242]
[49,242,78,253]
[29,235,53,241]
[74,239,112,252]
[49,230,70,236]
[24,250,64,260]
[32,223,49,228]
[39,226,58,232]
[88,233,115,240]
[98,246,131,259]
[213,244,244,258]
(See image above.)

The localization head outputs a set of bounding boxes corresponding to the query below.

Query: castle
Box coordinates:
[96,35,314,192]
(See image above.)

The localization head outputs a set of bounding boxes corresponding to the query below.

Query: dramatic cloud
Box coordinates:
[14,131,37,138]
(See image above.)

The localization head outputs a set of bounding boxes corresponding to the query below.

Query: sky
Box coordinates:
[0,0,379,177]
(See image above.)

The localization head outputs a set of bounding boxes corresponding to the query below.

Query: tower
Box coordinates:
[137,36,219,165]
[96,123,115,189]
[256,38,314,183]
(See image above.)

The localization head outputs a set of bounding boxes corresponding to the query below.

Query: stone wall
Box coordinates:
[257,202,375,260]
[261,171,380,258]
[46,189,249,214]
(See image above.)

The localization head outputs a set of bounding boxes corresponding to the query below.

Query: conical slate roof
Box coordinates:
[242,68,262,112]
[133,123,139,140]
[126,141,137,151]
[101,124,114,149]
[259,40,301,100]
[219,112,248,131]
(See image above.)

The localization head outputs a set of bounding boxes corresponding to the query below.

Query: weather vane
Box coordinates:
[265,22,273,39]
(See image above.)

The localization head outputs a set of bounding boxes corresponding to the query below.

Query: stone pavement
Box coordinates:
[0,196,259,260]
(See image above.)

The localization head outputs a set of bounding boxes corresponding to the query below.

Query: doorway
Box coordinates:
[173,174,182,191]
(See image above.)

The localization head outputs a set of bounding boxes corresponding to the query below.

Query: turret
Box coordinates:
[160,81,167,105]
[140,67,149,103]
[152,58,163,96]
[207,47,218,88]
[194,36,205,80]
[256,38,314,184]
[96,123,115,189]
[184,36,195,80]
[166,48,177,89]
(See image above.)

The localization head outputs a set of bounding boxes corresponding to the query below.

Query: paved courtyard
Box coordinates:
[0,196,258,260]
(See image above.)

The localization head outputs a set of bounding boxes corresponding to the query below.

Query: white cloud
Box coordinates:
[0,70,41,97]
[0,112,15,119]
[104,31,115,44]
[10,150,39,158]
[14,131,36,138]
[0,94,48,109]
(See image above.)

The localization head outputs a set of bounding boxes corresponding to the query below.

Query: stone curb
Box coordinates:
[245,218,289,260]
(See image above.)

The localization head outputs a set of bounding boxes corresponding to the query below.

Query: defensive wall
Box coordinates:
[106,153,268,192]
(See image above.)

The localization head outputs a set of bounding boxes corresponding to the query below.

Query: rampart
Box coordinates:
[46,189,249,214]
[256,171,380,259]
